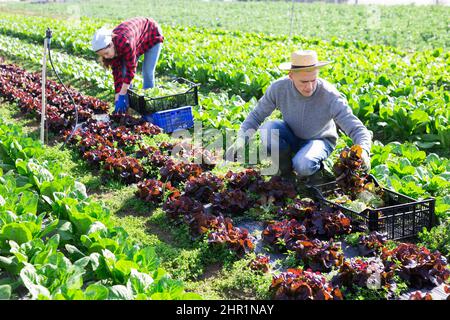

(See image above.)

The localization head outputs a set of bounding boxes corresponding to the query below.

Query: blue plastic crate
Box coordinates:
[145,106,194,133]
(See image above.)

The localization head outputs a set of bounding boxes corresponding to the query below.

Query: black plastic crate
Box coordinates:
[309,175,436,240]
[128,77,199,115]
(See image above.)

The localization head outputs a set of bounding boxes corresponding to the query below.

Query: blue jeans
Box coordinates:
[260,119,334,177]
[121,42,162,89]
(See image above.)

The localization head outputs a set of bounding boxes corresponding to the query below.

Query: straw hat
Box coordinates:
[279,50,331,71]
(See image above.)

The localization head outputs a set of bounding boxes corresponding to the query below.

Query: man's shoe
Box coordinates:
[305,170,326,187]
[280,169,296,182]
[294,175,314,197]
[277,148,293,177]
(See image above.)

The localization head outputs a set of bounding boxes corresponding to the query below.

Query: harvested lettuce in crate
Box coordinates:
[327,146,386,212]
[135,81,192,98]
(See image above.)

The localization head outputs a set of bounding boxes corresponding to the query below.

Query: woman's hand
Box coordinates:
[114,94,129,113]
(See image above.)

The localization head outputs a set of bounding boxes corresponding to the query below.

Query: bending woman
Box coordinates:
[92,17,164,113]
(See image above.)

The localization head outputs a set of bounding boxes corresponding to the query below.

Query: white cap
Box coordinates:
[91,27,113,52]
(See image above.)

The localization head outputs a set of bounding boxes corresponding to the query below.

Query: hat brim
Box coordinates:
[278,61,331,71]
[91,28,113,52]
[94,41,112,53]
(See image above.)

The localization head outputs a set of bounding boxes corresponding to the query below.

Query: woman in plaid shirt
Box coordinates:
[92,17,164,113]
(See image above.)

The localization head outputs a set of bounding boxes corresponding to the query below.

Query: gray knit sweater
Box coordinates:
[238,77,372,153]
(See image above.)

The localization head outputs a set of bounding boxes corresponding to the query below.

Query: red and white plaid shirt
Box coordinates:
[110,17,164,93]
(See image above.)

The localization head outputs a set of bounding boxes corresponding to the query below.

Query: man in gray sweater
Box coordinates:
[227,50,372,181]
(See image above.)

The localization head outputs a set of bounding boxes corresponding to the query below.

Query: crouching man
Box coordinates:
[227,50,372,183]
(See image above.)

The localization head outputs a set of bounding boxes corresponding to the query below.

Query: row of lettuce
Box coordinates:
[0,12,448,149]
[0,32,252,132]
[0,119,202,300]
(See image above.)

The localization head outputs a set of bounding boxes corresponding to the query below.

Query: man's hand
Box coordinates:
[114,94,128,113]
[361,149,371,173]
[225,137,246,162]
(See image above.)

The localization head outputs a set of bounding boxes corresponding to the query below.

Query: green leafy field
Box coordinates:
[0,112,201,300]
[1,0,448,50]
[0,3,449,300]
